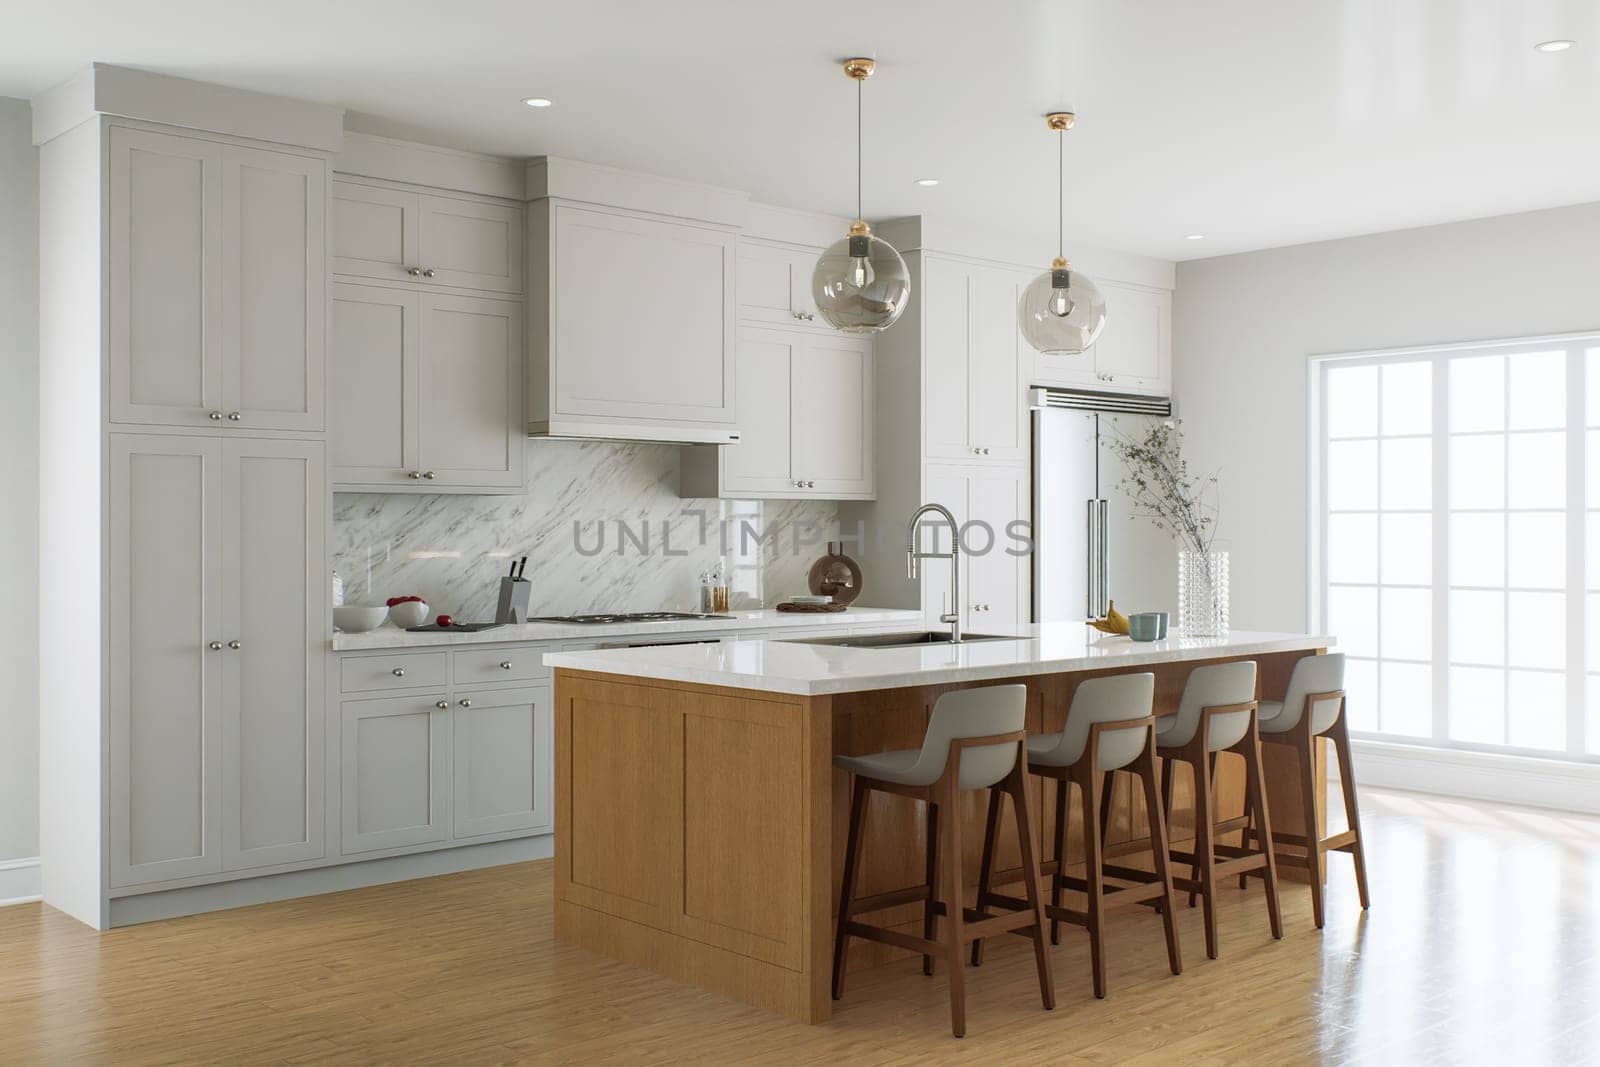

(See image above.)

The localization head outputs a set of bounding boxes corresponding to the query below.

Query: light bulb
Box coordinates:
[849,254,875,290]
[1049,285,1074,318]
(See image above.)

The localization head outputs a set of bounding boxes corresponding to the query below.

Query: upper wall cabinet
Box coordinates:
[737,239,822,328]
[1031,279,1170,395]
[109,126,326,432]
[922,256,1031,464]
[528,200,739,443]
[331,179,524,294]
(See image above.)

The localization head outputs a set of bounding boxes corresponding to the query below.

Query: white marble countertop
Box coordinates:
[329,606,925,651]
[542,627,1335,696]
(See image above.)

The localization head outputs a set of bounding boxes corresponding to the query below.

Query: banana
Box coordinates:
[1089,600,1131,635]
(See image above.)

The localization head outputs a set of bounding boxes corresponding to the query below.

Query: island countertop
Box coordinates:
[542,625,1334,696]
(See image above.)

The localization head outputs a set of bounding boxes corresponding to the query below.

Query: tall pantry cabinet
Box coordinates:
[36,67,343,928]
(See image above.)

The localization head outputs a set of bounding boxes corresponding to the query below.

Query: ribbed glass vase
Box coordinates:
[1178,549,1229,636]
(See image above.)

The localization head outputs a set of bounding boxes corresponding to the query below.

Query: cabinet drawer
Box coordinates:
[340,652,448,693]
[453,647,550,687]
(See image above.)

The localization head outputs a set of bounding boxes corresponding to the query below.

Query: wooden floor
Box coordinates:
[3,789,1599,1065]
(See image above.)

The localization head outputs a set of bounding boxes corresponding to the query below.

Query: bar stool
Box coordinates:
[1247,653,1371,928]
[971,672,1183,999]
[1155,660,1283,959]
[831,684,1054,1038]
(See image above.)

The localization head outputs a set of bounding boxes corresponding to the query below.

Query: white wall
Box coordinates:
[1174,201,1600,632]
[0,96,39,882]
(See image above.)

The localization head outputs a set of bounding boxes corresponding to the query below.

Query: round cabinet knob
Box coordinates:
[227,412,242,422]
[392,667,406,677]
[208,641,223,651]
[208,411,224,421]
[422,471,436,480]
[436,700,449,710]
[421,268,436,278]
[408,471,423,479]
[408,267,423,277]
[499,661,513,670]
[807,481,816,488]
[458,699,472,708]
[228,640,242,650]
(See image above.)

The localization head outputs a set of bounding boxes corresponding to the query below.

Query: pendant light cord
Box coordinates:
[1057,126,1064,259]
[857,77,863,221]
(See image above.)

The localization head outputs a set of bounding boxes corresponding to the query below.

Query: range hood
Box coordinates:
[527,418,741,446]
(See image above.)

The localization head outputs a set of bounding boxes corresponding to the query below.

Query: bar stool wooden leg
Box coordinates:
[941,774,968,1038]
[1330,709,1372,909]
[923,799,941,975]
[1188,751,1219,909]
[1007,767,1056,1011]
[832,776,869,1000]
[1191,749,1220,959]
[1079,765,1109,998]
[1136,743,1183,976]
[1241,720,1284,940]
[1295,724,1325,929]
[970,790,1004,967]
[1050,777,1069,946]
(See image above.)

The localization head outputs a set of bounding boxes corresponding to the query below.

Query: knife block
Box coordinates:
[495,577,532,623]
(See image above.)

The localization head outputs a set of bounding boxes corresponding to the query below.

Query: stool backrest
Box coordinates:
[1273,653,1346,735]
[1168,660,1258,751]
[1058,673,1155,772]
[913,684,1028,790]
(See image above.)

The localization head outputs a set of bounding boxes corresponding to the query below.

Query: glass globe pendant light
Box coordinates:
[811,58,911,334]
[1018,111,1106,354]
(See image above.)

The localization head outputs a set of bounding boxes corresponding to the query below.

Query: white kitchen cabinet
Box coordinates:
[221,439,326,870]
[329,283,523,492]
[332,179,523,294]
[109,434,327,886]
[109,126,326,431]
[922,256,1029,464]
[679,326,873,500]
[1031,280,1170,395]
[529,200,739,442]
[341,694,451,854]
[452,685,553,839]
[918,462,1030,636]
[737,238,822,328]
[108,435,224,887]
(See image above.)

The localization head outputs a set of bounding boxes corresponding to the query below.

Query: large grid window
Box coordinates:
[1315,336,1600,760]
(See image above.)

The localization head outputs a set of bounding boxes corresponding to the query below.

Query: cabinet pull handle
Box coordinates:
[408,471,423,479]
[228,640,242,650]
[208,411,224,421]
[422,471,436,480]
[436,700,450,710]
[208,641,223,651]
[499,661,514,670]
[227,411,242,422]
[408,267,423,277]
[392,667,406,677]
[421,268,436,278]
[458,698,472,708]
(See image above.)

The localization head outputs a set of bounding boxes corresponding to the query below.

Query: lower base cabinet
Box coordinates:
[453,685,552,839]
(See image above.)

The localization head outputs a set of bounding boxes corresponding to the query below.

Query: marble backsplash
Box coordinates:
[331,439,841,620]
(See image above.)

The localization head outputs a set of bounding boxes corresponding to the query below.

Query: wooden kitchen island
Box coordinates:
[543,628,1331,1023]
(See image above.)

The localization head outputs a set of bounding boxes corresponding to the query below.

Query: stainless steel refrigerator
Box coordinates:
[1030,388,1175,623]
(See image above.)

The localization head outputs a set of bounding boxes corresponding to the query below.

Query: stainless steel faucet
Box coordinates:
[906,502,961,643]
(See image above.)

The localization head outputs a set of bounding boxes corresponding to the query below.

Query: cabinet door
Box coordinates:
[341,696,450,854]
[1093,283,1167,389]
[331,181,419,283]
[968,267,1029,462]
[923,256,975,460]
[791,333,873,497]
[452,685,553,839]
[108,127,224,428]
[109,435,223,886]
[222,145,326,431]
[330,283,419,487]
[550,204,736,427]
[719,327,796,494]
[418,195,524,294]
[417,295,524,489]
[967,466,1031,634]
[737,240,820,326]
[221,439,326,870]
[918,465,970,631]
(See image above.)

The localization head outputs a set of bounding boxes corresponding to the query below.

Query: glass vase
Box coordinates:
[1178,549,1230,636]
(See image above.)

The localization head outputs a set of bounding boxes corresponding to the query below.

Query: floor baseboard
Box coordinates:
[0,856,42,907]
[1333,738,1600,815]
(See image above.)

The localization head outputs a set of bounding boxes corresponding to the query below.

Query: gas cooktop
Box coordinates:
[525,611,735,625]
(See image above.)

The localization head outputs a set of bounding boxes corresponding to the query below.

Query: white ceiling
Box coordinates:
[5,0,1599,261]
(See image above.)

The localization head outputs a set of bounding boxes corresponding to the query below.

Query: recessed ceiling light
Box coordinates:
[1184,234,1205,241]
[1535,39,1575,52]
[914,178,940,187]
[522,97,553,108]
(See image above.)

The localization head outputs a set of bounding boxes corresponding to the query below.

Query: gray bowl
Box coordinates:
[1128,612,1169,642]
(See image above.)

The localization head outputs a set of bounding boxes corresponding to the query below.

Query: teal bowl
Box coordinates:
[1128,612,1169,642]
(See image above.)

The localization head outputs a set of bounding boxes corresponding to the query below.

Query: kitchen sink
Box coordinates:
[781,631,1023,649]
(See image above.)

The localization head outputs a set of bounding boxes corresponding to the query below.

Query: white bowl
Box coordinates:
[333,605,389,633]
[388,600,430,629]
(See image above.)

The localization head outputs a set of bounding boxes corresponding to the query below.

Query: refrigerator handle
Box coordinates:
[1085,498,1099,619]
[1096,499,1110,619]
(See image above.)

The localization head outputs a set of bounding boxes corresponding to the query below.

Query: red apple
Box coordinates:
[436,614,453,628]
